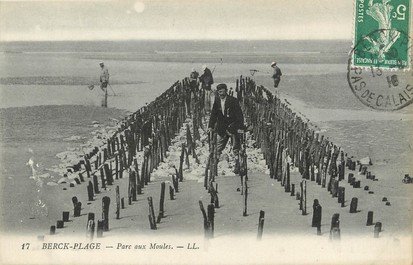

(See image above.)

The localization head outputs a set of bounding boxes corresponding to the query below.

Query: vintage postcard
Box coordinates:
[0,0,411,264]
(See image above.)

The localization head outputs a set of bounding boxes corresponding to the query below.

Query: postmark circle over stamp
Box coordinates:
[347,29,412,111]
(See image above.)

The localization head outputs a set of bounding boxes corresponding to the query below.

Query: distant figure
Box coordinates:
[99,62,110,92]
[189,68,199,90]
[186,68,199,116]
[271,61,282,90]
[208,83,244,173]
[199,65,214,114]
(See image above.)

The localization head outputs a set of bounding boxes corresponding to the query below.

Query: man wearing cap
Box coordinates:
[271,61,282,89]
[99,62,110,92]
[208,83,244,173]
[199,65,214,114]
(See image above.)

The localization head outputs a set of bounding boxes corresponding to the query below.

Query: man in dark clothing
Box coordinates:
[271,61,282,89]
[189,68,199,91]
[199,65,214,114]
[208,84,244,172]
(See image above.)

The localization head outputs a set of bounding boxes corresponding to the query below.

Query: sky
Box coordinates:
[0,0,353,41]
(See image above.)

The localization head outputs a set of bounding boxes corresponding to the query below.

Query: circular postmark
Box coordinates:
[347,29,412,111]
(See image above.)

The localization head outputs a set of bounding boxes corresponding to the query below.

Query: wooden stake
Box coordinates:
[350,197,358,213]
[100,168,106,189]
[257,210,265,240]
[374,222,382,238]
[147,197,157,230]
[49,225,56,235]
[116,185,120,219]
[157,182,166,223]
[285,162,290,193]
[243,177,248,216]
[97,220,104,238]
[87,181,94,201]
[330,213,340,240]
[104,163,113,185]
[74,202,81,217]
[87,213,95,239]
[207,204,215,238]
[102,196,110,231]
[367,211,374,226]
[93,174,99,194]
[169,185,175,200]
[62,211,69,222]
[199,201,209,238]
[301,180,307,215]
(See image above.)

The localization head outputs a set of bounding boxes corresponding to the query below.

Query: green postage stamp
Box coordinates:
[353,0,411,69]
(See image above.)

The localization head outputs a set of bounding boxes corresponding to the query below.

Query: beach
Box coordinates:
[0,40,412,264]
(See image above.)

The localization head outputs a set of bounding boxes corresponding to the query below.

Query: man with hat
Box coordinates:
[208,83,244,173]
[271,61,282,90]
[99,61,110,92]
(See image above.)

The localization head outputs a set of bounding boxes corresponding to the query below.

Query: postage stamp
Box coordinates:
[348,0,412,111]
[353,0,411,69]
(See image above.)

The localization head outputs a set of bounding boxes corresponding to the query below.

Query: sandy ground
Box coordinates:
[1,113,411,265]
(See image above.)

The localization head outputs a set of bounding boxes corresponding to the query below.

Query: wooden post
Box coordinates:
[207,204,215,238]
[56,220,64,229]
[348,173,354,183]
[102,196,110,231]
[290,184,295,196]
[62,211,69,222]
[367,211,374,226]
[97,220,104,238]
[100,168,106,189]
[79,172,85,182]
[285,162,290,193]
[93,174,99,194]
[87,213,95,239]
[116,185,120,219]
[104,163,113,185]
[49,225,56,235]
[148,197,157,230]
[350,197,358,213]
[330,213,340,240]
[74,202,82,217]
[209,182,219,208]
[301,180,307,215]
[312,199,322,228]
[169,185,175,200]
[157,182,166,223]
[199,201,209,238]
[172,175,179,193]
[115,155,119,180]
[374,222,382,238]
[87,181,94,201]
[257,210,265,240]
[243,177,248,216]
[338,187,345,207]
[121,198,125,209]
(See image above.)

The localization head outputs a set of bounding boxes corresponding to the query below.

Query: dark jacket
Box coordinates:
[272,66,282,80]
[208,95,244,136]
[199,68,214,89]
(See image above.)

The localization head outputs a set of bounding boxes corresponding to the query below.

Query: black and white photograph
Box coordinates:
[0,0,411,264]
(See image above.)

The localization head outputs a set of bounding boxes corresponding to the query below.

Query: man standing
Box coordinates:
[99,62,110,92]
[271,61,282,91]
[189,68,199,90]
[208,83,244,173]
[199,65,214,114]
